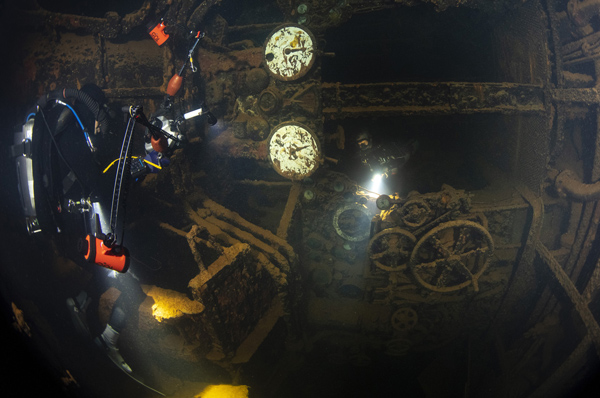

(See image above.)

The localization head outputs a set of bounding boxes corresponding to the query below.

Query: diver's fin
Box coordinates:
[94,326,165,396]
[122,371,165,396]
[94,326,132,374]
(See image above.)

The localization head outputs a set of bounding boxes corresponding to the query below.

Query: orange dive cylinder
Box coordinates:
[83,234,129,272]
[167,73,183,97]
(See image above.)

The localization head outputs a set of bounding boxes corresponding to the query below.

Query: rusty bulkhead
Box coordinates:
[2,0,600,397]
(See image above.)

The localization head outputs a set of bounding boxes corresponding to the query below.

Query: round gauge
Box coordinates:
[303,189,315,201]
[264,24,316,81]
[268,123,322,180]
[376,195,392,210]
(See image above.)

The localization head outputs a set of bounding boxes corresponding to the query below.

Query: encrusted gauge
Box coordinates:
[268,122,322,180]
[264,24,316,81]
[376,194,392,210]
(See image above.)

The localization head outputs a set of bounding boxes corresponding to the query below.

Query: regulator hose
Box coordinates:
[37,88,109,135]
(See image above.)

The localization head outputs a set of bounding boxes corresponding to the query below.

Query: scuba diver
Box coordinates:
[11,83,216,378]
[356,132,419,179]
[354,131,419,192]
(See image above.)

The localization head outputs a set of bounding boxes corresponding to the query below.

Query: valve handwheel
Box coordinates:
[368,227,416,272]
[409,220,494,292]
[400,199,433,228]
[391,307,418,332]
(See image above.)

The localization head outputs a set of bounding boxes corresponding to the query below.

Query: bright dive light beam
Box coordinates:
[370,173,383,193]
[91,202,110,234]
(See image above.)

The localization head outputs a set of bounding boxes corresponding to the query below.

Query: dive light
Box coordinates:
[82,234,129,273]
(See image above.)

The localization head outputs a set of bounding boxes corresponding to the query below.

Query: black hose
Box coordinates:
[37,88,110,135]
[64,89,109,135]
[64,89,99,116]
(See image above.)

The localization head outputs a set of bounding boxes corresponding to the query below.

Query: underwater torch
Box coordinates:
[82,234,130,273]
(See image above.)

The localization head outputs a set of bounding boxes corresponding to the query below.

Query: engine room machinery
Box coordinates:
[4,0,600,397]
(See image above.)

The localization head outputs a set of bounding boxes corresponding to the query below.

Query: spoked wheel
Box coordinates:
[368,228,416,272]
[409,220,494,292]
[400,199,433,228]
[391,307,419,332]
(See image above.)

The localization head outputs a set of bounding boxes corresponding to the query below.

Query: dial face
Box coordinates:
[268,123,321,180]
[264,24,316,81]
[376,195,392,210]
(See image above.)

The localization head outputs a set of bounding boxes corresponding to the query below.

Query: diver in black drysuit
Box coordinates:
[355,132,419,179]
[19,80,215,375]
[341,131,419,194]
[25,84,147,374]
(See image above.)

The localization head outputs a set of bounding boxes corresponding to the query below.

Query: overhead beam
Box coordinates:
[321,82,546,118]
[551,87,600,104]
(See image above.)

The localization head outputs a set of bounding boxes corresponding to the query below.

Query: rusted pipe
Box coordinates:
[568,0,600,26]
[187,0,223,29]
[555,169,600,200]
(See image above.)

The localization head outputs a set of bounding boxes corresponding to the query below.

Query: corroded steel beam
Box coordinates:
[551,87,600,104]
[10,0,223,39]
[535,240,600,357]
[583,256,600,303]
[321,82,546,119]
[276,183,302,241]
[11,0,159,38]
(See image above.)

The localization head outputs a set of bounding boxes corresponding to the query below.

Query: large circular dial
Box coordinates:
[267,123,322,180]
[264,24,316,81]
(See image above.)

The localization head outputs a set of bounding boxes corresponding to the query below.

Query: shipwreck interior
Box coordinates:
[3,0,600,397]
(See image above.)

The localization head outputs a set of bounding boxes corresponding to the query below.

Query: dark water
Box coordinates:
[4,0,600,397]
